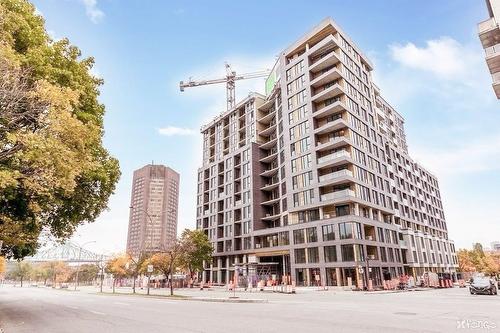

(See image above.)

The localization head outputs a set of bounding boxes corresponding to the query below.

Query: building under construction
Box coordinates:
[193,18,458,288]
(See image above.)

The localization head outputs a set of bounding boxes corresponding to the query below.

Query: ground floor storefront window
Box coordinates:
[326,268,338,286]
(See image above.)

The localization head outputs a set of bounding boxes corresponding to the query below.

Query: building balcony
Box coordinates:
[260,164,279,177]
[493,72,500,98]
[320,189,355,202]
[261,180,280,192]
[259,136,278,149]
[315,134,349,152]
[314,115,347,135]
[318,169,353,184]
[310,66,342,88]
[485,43,500,74]
[478,17,500,48]
[313,99,347,118]
[309,34,340,58]
[261,196,281,206]
[259,149,278,163]
[257,109,276,125]
[259,122,277,137]
[261,212,281,221]
[317,149,350,166]
[309,47,341,73]
[311,83,344,103]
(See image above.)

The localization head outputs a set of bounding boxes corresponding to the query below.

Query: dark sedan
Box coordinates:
[470,277,498,295]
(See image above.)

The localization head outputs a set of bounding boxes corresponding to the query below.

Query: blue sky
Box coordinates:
[32,0,500,254]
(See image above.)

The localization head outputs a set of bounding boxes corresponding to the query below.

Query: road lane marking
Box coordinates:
[113,302,130,306]
[89,310,105,315]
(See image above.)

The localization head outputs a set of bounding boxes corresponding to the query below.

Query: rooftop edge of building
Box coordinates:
[199,92,266,133]
[282,17,374,71]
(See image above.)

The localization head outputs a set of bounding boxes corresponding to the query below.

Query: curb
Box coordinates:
[363,288,433,295]
[190,297,268,304]
[91,292,268,303]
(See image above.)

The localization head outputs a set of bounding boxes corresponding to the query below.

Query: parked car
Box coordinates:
[470,277,497,295]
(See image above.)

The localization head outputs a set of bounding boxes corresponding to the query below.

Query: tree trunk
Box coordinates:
[169,266,174,296]
[112,278,115,293]
[20,276,23,287]
[133,275,136,294]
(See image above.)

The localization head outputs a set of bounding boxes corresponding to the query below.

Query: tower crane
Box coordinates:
[179,63,271,111]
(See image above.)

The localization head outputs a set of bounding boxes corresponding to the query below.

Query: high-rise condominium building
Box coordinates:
[195,18,458,287]
[478,0,500,98]
[127,164,180,256]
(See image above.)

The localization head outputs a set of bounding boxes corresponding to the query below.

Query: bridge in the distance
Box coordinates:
[26,241,106,264]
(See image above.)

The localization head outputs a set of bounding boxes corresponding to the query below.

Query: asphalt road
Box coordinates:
[0,285,499,333]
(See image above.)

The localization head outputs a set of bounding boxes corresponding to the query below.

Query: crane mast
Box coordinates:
[179,63,270,111]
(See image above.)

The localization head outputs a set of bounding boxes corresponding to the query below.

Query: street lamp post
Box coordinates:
[74,240,96,291]
[99,254,104,293]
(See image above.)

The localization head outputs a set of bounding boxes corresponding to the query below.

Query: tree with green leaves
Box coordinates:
[0,0,120,260]
[149,240,185,296]
[178,229,213,286]
[8,260,32,287]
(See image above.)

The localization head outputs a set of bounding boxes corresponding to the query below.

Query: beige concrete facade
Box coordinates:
[479,0,500,98]
[127,164,180,256]
[196,18,458,287]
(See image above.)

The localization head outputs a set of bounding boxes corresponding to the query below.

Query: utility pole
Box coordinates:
[99,254,104,293]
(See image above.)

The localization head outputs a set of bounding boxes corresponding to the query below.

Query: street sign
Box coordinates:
[147,264,153,273]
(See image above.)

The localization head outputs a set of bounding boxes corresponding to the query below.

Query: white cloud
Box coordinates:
[158,126,196,136]
[374,36,500,250]
[389,37,476,80]
[81,0,104,24]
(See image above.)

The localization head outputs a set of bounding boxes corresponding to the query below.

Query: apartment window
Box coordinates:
[322,224,335,241]
[324,245,337,262]
[291,154,312,172]
[287,89,307,109]
[339,222,362,239]
[294,248,306,264]
[243,237,252,250]
[286,60,304,80]
[290,137,311,156]
[335,205,350,216]
[377,227,385,243]
[293,229,305,244]
[293,189,314,207]
[307,247,319,263]
[341,244,364,262]
[288,105,308,124]
[292,171,313,189]
[289,120,309,141]
[306,227,317,243]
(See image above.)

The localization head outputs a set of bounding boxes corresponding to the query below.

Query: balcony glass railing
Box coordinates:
[478,17,498,33]
[318,169,353,182]
[485,43,500,57]
[317,150,350,164]
[320,189,355,201]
